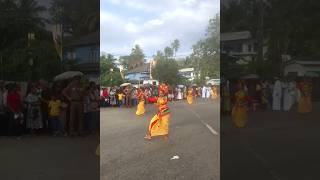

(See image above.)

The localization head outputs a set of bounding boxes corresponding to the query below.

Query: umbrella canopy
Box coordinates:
[241,74,260,79]
[120,82,131,87]
[54,71,84,81]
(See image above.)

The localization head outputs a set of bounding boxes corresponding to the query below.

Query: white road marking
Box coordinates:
[246,146,282,180]
[185,106,219,136]
[204,123,219,135]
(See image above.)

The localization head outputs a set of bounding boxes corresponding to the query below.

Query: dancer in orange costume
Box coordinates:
[187,87,193,105]
[298,79,312,113]
[159,83,169,97]
[144,90,171,140]
[211,85,218,100]
[232,82,248,128]
[136,88,146,115]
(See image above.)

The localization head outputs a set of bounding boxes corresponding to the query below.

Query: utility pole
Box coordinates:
[257,0,264,74]
[58,6,64,73]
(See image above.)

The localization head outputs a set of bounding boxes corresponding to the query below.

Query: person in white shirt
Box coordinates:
[177,88,182,100]
[202,86,206,98]
[272,78,282,111]
[206,86,211,98]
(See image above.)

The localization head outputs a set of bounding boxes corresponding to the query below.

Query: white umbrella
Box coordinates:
[54,71,84,81]
[120,82,131,87]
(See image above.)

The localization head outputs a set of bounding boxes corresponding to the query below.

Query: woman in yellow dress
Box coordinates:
[298,79,312,113]
[187,87,193,105]
[144,90,171,140]
[136,88,146,115]
[232,82,248,128]
[211,85,218,100]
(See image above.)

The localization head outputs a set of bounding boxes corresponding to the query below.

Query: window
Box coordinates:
[67,52,76,60]
[89,50,99,62]
[248,44,252,52]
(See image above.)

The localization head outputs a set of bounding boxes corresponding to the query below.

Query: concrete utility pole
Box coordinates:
[257,0,264,73]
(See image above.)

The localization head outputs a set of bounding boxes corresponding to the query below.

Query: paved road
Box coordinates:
[101,98,220,180]
[221,103,320,180]
[0,134,99,180]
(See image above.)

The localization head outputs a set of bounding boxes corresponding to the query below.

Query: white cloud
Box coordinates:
[125,23,139,33]
[145,19,164,27]
[100,0,219,57]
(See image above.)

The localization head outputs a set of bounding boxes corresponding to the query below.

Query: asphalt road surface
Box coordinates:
[0,134,99,180]
[221,103,320,180]
[101,98,220,180]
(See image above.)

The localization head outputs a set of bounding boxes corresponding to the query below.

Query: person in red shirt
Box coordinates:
[7,84,23,137]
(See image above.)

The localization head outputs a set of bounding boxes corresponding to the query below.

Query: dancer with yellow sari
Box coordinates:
[211,86,218,100]
[136,88,146,115]
[187,87,193,105]
[298,80,312,113]
[144,90,171,140]
[232,83,248,128]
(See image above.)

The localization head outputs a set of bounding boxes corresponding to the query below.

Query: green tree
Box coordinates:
[100,54,123,86]
[120,44,145,70]
[164,46,174,59]
[0,0,61,81]
[189,14,220,83]
[49,0,99,37]
[152,59,179,85]
[222,0,320,77]
[152,45,179,85]
[171,39,180,58]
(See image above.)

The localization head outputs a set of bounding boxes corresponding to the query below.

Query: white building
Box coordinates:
[178,68,196,81]
[284,57,320,77]
[221,31,267,65]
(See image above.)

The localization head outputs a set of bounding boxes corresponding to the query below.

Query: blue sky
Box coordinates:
[100,0,220,59]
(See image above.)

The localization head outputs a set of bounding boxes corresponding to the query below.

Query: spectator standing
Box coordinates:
[7,84,23,138]
[62,76,85,136]
[48,94,62,136]
[25,86,43,134]
[124,86,131,107]
[131,88,138,106]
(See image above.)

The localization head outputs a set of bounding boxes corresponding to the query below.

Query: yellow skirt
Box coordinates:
[95,144,100,156]
[211,92,218,100]
[136,101,146,115]
[149,113,170,137]
[298,96,312,113]
[232,106,247,128]
[187,95,193,104]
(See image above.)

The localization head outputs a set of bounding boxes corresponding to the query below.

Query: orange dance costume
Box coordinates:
[187,89,193,104]
[148,96,171,137]
[298,81,312,113]
[211,86,218,100]
[232,89,248,128]
[136,89,146,115]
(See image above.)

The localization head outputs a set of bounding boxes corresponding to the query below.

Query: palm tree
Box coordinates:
[171,39,180,59]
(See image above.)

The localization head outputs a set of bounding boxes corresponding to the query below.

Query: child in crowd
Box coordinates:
[117,91,125,107]
[48,94,62,136]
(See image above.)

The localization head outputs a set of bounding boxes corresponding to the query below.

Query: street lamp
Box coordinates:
[110,68,113,86]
